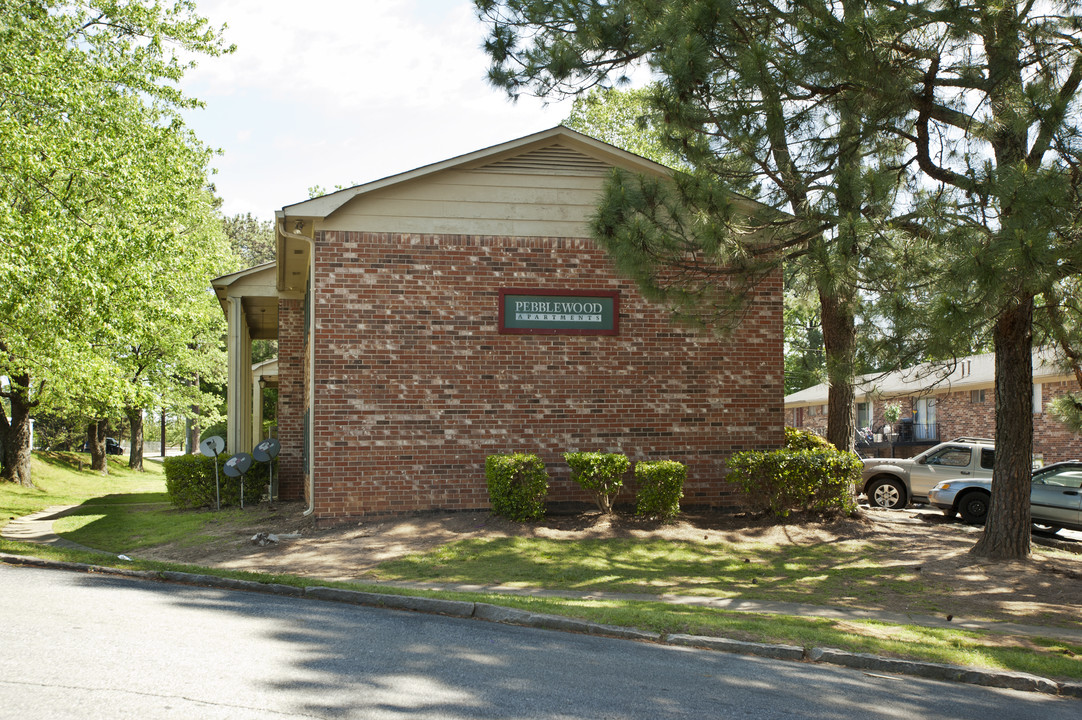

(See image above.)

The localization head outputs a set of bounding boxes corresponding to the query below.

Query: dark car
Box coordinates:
[80,438,124,455]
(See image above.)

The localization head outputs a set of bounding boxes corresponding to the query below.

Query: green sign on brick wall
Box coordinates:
[499,289,619,335]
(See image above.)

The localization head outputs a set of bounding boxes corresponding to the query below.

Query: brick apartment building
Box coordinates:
[784,350,1082,464]
[213,127,785,522]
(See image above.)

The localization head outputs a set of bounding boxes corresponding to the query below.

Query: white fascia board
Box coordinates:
[784,348,1072,407]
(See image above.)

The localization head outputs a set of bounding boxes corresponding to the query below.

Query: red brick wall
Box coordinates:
[936,390,994,441]
[1036,382,1082,463]
[276,298,305,500]
[306,231,784,520]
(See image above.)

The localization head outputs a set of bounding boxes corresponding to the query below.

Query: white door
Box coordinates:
[915,397,937,440]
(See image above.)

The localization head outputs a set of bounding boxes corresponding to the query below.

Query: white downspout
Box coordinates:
[278,219,317,517]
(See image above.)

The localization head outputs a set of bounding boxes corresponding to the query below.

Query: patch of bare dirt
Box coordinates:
[138,502,1082,629]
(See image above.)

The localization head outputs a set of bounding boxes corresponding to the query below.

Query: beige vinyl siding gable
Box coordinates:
[321,144,627,238]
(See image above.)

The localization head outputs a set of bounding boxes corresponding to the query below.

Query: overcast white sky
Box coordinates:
[181,0,574,221]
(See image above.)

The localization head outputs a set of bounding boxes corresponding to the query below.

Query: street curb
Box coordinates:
[1,552,1078,698]
[667,634,805,661]
[804,646,1061,694]
[1033,535,1082,555]
[305,585,476,617]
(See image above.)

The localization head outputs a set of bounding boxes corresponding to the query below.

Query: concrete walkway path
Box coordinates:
[1,506,109,555]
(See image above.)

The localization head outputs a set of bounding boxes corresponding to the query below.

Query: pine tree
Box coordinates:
[856,0,1082,559]
[477,1,1082,559]
[477,0,905,452]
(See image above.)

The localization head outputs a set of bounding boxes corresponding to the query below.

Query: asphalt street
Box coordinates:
[0,565,1078,719]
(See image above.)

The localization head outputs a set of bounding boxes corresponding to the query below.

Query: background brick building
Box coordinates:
[784,350,1082,464]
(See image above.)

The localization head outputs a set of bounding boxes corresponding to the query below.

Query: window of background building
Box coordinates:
[856,402,872,429]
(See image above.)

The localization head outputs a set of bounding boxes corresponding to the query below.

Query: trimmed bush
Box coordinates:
[199,422,228,447]
[485,453,549,521]
[164,453,261,509]
[784,426,834,451]
[726,447,861,519]
[634,460,685,520]
[564,452,630,513]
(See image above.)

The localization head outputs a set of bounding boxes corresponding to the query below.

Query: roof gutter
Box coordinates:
[277,218,317,517]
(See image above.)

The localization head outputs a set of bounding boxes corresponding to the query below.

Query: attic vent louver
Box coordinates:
[479,144,611,176]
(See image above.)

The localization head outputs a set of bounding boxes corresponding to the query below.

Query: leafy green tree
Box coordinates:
[112,191,231,470]
[1037,278,1082,436]
[784,293,826,395]
[476,0,903,453]
[223,212,276,268]
[565,86,689,170]
[0,0,231,486]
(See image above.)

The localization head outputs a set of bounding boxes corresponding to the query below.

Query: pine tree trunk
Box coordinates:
[970,298,1033,560]
[0,373,36,487]
[127,407,144,472]
[820,290,857,454]
[818,34,861,457]
[87,419,109,474]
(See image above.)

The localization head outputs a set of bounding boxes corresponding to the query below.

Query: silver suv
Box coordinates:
[861,438,995,510]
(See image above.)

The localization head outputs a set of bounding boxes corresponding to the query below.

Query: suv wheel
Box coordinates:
[867,478,906,510]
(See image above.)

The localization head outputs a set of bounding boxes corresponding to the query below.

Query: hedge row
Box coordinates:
[485,453,686,522]
[163,454,268,509]
[726,427,860,518]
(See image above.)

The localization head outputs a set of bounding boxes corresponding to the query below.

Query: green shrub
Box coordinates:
[485,453,549,521]
[634,460,685,520]
[199,422,228,447]
[726,447,860,519]
[784,426,834,451]
[164,453,261,509]
[564,452,630,513]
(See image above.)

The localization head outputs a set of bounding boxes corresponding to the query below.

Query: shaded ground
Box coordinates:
[135,502,1082,628]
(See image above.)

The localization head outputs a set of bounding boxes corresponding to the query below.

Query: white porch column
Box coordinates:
[252,375,264,445]
[226,297,253,453]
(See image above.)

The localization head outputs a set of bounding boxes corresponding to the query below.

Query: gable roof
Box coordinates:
[784,348,1073,407]
[210,262,278,340]
[273,125,786,295]
[276,125,770,221]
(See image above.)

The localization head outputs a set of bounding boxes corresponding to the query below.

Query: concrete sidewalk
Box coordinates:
[1,506,108,555]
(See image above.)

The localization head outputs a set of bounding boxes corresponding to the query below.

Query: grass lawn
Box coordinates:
[3,453,1082,683]
[369,536,928,608]
[0,451,167,530]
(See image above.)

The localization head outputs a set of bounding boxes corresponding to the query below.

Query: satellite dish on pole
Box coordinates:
[253,438,281,502]
[199,435,225,457]
[198,436,226,511]
[223,453,253,476]
[223,453,253,508]
[252,438,280,462]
